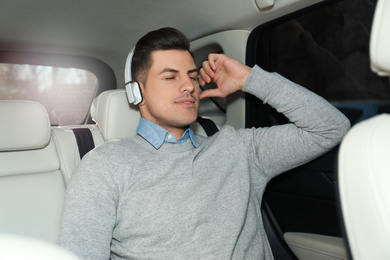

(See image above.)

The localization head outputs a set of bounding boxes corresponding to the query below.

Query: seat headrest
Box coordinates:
[0,100,51,151]
[370,0,390,76]
[90,89,141,141]
[338,114,390,259]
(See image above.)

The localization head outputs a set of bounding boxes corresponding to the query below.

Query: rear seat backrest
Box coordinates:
[0,100,65,243]
[52,89,141,183]
[51,125,103,184]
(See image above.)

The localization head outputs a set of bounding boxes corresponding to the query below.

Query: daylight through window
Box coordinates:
[0,64,98,125]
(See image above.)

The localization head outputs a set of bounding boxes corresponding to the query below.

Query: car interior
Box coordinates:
[0,0,389,259]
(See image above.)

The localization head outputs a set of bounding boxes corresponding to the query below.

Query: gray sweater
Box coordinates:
[59,66,350,260]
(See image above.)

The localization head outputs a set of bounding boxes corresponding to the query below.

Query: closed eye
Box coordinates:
[189,72,199,82]
[188,68,199,82]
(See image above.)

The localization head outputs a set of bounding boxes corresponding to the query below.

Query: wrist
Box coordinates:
[238,66,252,90]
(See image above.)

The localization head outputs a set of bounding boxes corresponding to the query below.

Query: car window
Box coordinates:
[0,63,97,126]
[0,52,116,126]
[248,0,389,125]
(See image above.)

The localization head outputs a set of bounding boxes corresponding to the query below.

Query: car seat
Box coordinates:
[337,0,390,259]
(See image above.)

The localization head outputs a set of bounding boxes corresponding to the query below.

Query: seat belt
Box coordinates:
[72,128,95,159]
[196,116,219,137]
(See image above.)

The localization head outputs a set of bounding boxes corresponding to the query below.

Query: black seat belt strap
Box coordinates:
[196,116,219,137]
[72,128,95,159]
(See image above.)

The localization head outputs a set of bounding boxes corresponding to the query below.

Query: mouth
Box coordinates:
[175,97,196,107]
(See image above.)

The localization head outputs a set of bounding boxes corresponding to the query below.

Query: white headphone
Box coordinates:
[124,47,143,105]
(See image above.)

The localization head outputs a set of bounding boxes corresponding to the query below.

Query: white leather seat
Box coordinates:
[338,114,390,260]
[52,89,140,184]
[0,233,81,260]
[51,124,103,184]
[0,100,65,242]
[338,0,390,259]
[369,0,390,77]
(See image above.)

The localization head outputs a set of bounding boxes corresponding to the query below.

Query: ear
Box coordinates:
[137,82,146,106]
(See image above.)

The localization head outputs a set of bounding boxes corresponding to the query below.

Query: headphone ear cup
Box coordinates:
[126,82,143,105]
[132,82,143,105]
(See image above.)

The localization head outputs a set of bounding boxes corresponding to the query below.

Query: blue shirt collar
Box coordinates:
[136,118,198,149]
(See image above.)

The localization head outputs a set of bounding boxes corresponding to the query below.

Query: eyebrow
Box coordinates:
[159,68,179,75]
[188,68,199,75]
[159,67,198,75]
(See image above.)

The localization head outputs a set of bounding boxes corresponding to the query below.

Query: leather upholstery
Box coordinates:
[0,234,81,259]
[338,114,390,259]
[370,0,390,76]
[0,100,65,242]
[0,100,50,151]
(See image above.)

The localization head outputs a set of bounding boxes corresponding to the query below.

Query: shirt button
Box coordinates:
[167,134,173,140]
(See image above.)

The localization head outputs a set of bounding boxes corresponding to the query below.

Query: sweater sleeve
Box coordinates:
[240,65,350,178]
[58,149,118,260]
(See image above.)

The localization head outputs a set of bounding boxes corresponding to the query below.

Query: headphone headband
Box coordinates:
[124,47,135,84]
[124,47,143,105]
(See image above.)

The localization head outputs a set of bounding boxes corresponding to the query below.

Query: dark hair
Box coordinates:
[132,27,191,84]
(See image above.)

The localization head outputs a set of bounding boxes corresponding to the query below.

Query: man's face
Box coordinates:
[139,50,200,135]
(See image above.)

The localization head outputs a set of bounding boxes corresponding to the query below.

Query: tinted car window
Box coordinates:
[248,0,389,125]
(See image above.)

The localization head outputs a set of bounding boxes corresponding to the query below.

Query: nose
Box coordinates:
[179,76,197,93]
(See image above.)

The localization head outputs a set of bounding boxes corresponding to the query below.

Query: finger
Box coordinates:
[199,67,212,85]
[198,76,206,87]
[207,53,217,71]
[200,88,225,99]
[201,60,215,78]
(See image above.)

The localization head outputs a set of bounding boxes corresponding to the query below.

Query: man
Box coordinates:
[59,27,350,259]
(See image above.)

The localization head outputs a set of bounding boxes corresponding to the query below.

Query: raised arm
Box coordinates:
[241,65,350,177]
[199,53,350,177]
